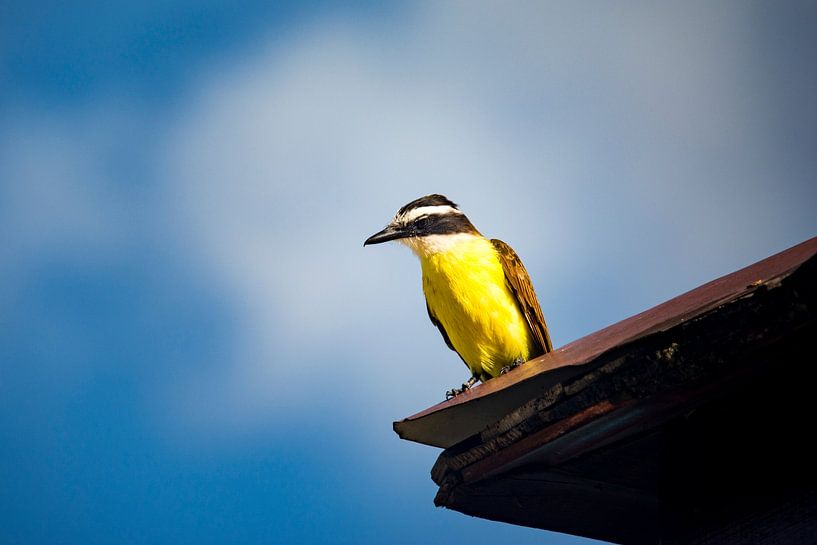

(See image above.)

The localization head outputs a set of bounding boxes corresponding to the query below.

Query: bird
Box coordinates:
[364,194,552,399]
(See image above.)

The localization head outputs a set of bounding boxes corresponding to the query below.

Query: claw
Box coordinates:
[445,376,479,400]
[500,357,525,375]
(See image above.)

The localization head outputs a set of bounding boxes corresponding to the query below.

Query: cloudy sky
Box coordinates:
[2,2,816,544]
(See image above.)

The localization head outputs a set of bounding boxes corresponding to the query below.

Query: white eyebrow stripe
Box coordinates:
[398,205,462,223]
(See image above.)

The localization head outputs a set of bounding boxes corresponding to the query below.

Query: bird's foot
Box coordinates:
[445,385,469,400]
[445,376,478,400]
[500,357,525,375]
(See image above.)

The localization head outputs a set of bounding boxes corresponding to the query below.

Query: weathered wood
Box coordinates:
[397,236,817,545]
[439,469,659,545]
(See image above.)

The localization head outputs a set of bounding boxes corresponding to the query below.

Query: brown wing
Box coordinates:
[491,239,553,354]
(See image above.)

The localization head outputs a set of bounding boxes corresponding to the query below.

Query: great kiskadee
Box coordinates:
[364,194,552,398]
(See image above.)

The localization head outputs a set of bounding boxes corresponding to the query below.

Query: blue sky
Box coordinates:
[1,2,816,544]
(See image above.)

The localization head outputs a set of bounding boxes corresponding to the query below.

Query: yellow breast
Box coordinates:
[419,235,537,379]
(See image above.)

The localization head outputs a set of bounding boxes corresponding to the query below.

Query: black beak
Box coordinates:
[364,224,411,246]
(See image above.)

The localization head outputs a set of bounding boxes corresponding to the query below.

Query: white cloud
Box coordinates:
[4,2,815,438]
[157,2,817,434]
[157,16,578,430]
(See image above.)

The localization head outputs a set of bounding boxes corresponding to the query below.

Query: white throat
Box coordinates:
[399,232,482,257]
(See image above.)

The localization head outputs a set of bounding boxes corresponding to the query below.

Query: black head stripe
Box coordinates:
[397,194,459,216]
[418,211,480,236]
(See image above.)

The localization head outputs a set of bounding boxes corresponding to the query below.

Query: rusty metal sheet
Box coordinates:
[394,236,817,448]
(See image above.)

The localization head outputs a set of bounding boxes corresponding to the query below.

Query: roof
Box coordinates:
[394,236,817,544]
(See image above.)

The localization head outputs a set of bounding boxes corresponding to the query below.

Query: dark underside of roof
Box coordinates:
[396,237,817,545]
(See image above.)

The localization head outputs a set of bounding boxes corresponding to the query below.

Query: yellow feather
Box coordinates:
[418,235,537,379]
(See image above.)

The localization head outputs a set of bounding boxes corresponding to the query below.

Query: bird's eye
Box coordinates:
[414,216,429,230]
